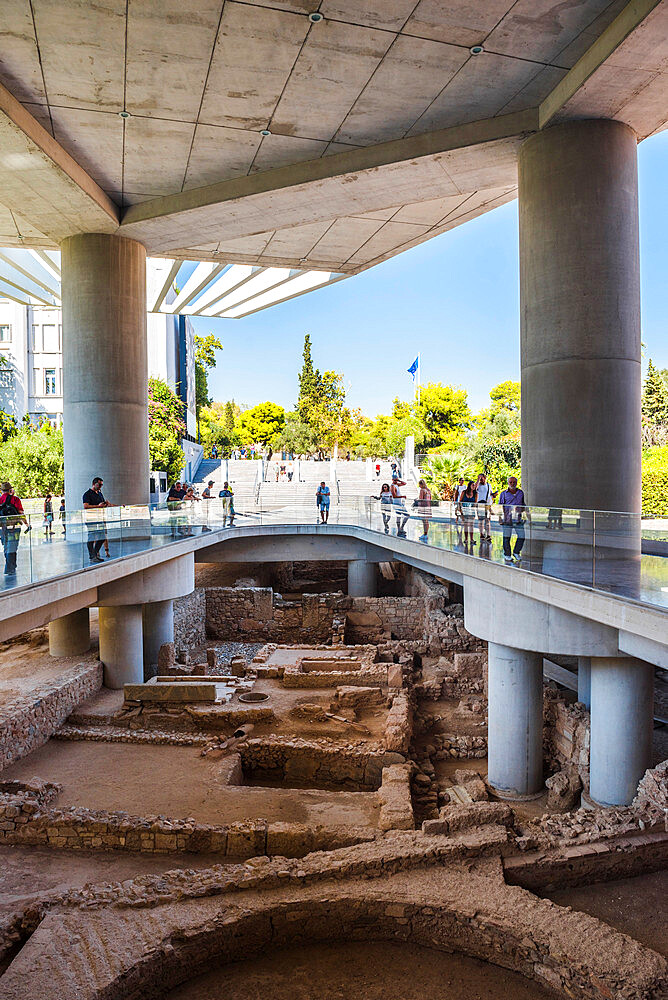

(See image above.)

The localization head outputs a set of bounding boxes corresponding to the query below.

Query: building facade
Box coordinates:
[0,298,197,439]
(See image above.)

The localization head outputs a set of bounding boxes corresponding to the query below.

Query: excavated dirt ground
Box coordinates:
[545,871,668,956]
[0,620,99,706]
[0,845,227,915]
[2,740,381,827]
[165,940,560,1000]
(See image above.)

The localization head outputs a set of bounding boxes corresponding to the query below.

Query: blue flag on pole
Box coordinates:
[407,356,419,381]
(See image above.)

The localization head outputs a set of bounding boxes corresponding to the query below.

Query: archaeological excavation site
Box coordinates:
[0,557,666,1000]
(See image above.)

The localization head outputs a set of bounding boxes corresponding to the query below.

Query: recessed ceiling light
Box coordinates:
[118,110,131,119]
[309,12,323,22]
[260,129,271,136]
[469,45,484,55]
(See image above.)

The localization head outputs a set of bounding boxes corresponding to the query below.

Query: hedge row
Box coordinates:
[642,446,668,518]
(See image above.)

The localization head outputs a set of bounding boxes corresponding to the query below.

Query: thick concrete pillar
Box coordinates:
[142,599,174,681]
[48,608,90,657]
[487,642,544,798]
[589,657,654,806]
[577,656,591,709]
[519,120,641,514]
[61,234,149,510]
[347,559,377,597]
[98,604,143,689]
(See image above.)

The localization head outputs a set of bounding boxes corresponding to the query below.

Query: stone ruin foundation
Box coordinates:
[0,565,665,998]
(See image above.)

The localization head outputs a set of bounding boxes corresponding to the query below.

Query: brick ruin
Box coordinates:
[0,563,665,999]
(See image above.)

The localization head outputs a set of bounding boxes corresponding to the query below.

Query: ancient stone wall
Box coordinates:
[173,588,206,649]
[239,737,405,790]
[0,661,102,772]
[0,778,374,858]
[542,686,590,785]
[205,587,343,643]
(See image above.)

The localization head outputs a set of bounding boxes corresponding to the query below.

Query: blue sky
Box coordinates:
[194,129,668,417]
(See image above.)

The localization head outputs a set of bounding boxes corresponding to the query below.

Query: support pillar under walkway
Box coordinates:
[589,656,654,807]
[61,233,149,510]
[48,608,90,657]
[347,559,377,597]
[98,605,143,689]
[487,642,544,799]
[142,599,174,680]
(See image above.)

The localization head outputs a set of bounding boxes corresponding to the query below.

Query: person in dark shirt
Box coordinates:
[167,482,187,503]
[82,477,111,563]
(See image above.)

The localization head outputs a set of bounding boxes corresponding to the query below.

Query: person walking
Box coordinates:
[498,476,528,565]
[82,477,111,563]
[417,478,432,542]
[391,475,409,537]
[375,460,381,479]
[211,444,218,460]
[373,482,393,534]
[43,493,54,539]
[453,477,465,523]
[0,483,30,576]
[219,481,235,526]
[475,473,497,542]
[460,480,477,548]
[316,481,330,524]
[59,496,66,536]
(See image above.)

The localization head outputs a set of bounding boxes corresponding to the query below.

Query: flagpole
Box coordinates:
[416,352,421,405]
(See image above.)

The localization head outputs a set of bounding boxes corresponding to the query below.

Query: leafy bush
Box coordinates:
[148,377,185,483]
[0,423,64,495]
[642,446,668,518]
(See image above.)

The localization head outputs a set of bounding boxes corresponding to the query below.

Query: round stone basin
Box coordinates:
[165,940,560,999]
[238,691,270,703]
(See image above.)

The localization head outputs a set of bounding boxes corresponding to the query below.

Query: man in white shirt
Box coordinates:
[475,473,497,542]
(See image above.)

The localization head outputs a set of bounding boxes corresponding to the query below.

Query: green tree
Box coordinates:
[0,422,64,496]
[236,401,285,446]
[489,380,521,413]
[200,402,240,456]
[224,399,236,432]
[642,359,668,425]
[297,333,320,426]
[148,377,185,482]
[385,413,428,456]
[415,382,471,449]
[274,412,317,455]
[194,333,223,436]
[310,371,348,450]
[423,452,467,500]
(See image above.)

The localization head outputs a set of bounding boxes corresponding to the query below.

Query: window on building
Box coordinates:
[0,369,13,389]
[0,324,11,343]
[44,368,56,395]
[42,324,58,352]
[31,324,41,352]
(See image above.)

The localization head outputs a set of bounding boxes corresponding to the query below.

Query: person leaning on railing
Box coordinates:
[0,482,30,577]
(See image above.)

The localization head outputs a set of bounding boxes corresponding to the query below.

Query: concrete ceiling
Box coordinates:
[0,0,666,276]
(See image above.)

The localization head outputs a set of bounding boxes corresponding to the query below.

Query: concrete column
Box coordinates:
[98,604,143,689]
[142,599,174,681]
[589,657,654,807]
[61,234,149,510]
[518,120,641,513]
[577,656,591,709]
[347,560,377,597]
[487,642,544,798]
[48,608,90,657]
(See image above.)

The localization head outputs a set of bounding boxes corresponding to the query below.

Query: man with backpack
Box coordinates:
[0,482,30,576]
